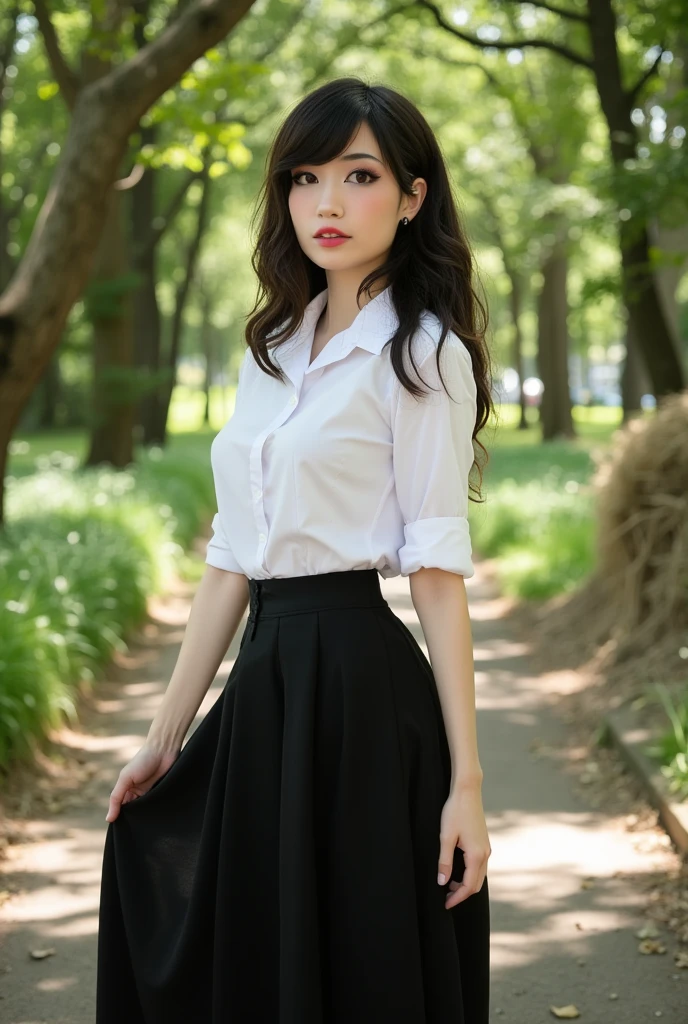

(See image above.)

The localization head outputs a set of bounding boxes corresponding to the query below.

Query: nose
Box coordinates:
[316,188,344,217]
[316,206,344,220]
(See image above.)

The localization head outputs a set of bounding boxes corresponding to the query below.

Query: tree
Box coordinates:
[408,0,686,398]
[0,0,257,525]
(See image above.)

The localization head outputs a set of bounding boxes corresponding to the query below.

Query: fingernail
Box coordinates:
[438,873,446,884]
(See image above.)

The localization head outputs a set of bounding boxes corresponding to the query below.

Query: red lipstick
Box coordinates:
[314,226,351,248]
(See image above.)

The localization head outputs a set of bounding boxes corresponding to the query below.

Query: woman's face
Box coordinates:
[287,120,425,278]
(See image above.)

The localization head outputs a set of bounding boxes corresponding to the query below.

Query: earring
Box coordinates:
[402,216,409,226]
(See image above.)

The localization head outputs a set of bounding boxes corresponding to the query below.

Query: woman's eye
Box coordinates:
[291,171,316,185]
[290,168,379,186]
[348,169,379,184]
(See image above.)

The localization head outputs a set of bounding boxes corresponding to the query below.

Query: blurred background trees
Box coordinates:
[1,0,684,501]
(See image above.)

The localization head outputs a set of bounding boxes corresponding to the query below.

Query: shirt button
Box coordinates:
[258,532,266,542]
[289,394,297,406]
[253,487,262,499]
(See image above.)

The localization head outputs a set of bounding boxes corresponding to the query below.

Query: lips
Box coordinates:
[314,229,350,238]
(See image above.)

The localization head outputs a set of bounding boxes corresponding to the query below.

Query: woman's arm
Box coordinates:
[409,566,490,908]
[106,566,249,821]
[145,565,249,754]
[409,566,482,788]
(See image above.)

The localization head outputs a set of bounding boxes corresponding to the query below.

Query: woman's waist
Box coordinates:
[247,567,388,618]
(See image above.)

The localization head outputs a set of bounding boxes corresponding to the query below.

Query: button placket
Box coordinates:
[249,389,301,572]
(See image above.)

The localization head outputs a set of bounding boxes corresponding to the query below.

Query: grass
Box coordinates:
[644,683,688,801]
[1,429,219,770]
[468,402,628,599]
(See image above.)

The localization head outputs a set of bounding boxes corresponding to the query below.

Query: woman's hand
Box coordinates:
[105,744,180,823]
[438,784,491,909]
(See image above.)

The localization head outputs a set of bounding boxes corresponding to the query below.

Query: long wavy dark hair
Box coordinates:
[245,77,494,501]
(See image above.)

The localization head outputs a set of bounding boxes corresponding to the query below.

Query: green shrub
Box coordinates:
[0,443,215,768]
[469,475,596,599]
[468,435,600,600]
[644,683,688,801]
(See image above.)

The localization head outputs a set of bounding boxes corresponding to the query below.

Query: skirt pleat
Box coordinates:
[96,569,490,1023]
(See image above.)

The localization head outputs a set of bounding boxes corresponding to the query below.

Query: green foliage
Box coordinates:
[83,272,145,321]
[0,440,216,770]
[470,474,596,599]
[468,412,610,599]
[644,683,688,801]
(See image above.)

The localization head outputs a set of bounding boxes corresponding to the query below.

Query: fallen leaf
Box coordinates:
[29,947,56,960]
[550,1005,580,1019]
[638,939,667,955]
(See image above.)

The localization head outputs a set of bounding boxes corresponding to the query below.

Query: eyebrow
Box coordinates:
[339,152,383,164]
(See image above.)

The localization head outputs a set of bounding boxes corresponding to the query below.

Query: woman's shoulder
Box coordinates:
[386,310,476,408]
[406,310,474,372]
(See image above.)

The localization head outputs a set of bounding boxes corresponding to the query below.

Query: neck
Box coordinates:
[320,271,388,341]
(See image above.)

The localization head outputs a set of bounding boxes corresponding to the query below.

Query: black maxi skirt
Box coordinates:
[96,567,490,1023]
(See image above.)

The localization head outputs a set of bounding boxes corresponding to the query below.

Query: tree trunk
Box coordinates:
[621,317,647,421]
[199,285,213,427]
[151,163,212,444]
[84,185,135,468]
[507,268,529,430]
[588,0,685,397]
[130,136,167,447]
[537,238,574,440]
[37,353,61,429]
[130,4,170,448]
[648,218,688,357]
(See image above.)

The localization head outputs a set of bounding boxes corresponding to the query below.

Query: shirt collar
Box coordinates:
[270,284,399,384]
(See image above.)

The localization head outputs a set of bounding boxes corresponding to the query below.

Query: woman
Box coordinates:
[97,76,494,1023]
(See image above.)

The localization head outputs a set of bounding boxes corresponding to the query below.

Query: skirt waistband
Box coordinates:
[246,569,387,637]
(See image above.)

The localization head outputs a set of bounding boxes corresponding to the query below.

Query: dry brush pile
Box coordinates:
[536,390,688,703]
[594,390,688,665]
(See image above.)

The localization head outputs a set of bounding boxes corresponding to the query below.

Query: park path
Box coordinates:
[0,557,685,1023]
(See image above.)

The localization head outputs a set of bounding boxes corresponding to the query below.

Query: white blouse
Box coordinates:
[205,284,477,580]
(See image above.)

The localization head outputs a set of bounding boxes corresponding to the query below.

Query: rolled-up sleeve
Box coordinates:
[391,332,477,578]
[205,512,244,573]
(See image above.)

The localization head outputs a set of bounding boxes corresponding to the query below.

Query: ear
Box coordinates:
[404,177,427,221]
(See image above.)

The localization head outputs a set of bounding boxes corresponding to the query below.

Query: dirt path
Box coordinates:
[0,561,685,1022]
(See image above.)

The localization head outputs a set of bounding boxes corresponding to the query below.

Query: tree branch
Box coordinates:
[32,0,81,109]
[628,44,665,104]
[93,0,257,119]
[400,46,504,88]
[497,0,589,23]
[412,0,593,70]
[228,2,306,63]
[134,166,205,266]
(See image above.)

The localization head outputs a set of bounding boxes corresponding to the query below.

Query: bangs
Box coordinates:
[272,91,390,176]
